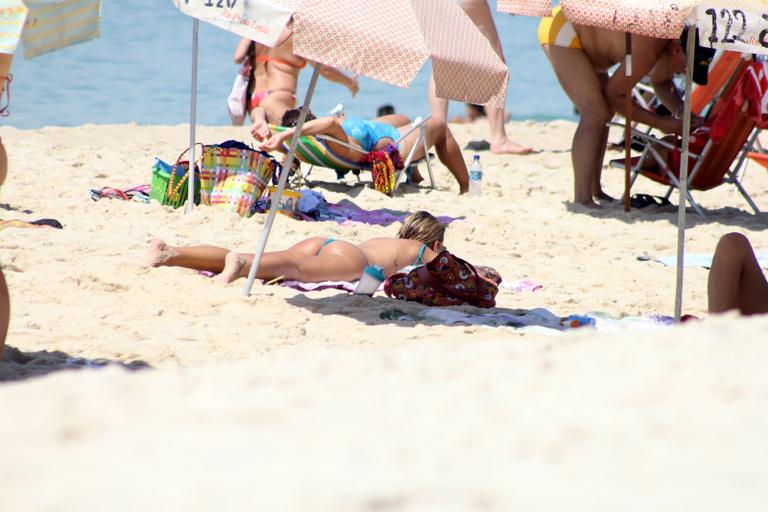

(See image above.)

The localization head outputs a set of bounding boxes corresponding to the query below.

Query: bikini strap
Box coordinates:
[414,244,427,266]
[0,75,12,117]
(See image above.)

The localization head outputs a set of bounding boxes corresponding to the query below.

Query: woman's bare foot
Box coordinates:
[490,139,533,155]
[577,199,602,210]
[214,251,246,285]
[145,238,178,267]
[407,166,424,185]
[593,191,617,203]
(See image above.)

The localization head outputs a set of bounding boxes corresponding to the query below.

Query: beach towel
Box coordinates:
[0,218,63,230]
[652,253,768,269]
[382,307,675,334]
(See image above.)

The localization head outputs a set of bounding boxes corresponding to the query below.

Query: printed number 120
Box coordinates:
[204,0,237,8]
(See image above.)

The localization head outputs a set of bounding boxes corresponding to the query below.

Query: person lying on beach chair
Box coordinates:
[146,211,447,284]
[257,108,470,194]
[708,233,768,316]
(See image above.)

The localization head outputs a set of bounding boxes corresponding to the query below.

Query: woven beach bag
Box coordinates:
[200,141,280,218]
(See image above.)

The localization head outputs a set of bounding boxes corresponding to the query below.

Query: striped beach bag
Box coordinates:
[200,141,279,218]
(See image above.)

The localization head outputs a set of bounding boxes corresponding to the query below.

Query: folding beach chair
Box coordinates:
[610,59,763,217]
[611,51,745,147]
[269,116,435,194]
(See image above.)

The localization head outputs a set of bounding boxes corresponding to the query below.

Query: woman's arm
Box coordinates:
[259,116,347,152]
[312,62,359,97]
[234,38,252,64]
[604,37,681,134]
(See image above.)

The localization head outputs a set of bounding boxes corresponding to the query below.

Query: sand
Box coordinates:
[1,120,767,510]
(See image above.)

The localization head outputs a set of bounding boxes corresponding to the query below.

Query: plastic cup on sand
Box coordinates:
[353,265,385,296]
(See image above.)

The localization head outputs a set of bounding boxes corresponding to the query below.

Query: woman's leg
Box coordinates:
[374,113,412,127]
[398,118,469,194]
[146,239,234,273]
[708,233,768,315]
[216,240,368,284]
[432,0,531,155]
[0,267,8,360]
[542,44,613,208]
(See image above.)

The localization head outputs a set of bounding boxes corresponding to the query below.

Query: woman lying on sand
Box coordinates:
[256,108,471,194]
[146,211,445,284]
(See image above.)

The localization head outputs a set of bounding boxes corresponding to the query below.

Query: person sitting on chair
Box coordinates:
[708,232,768,316]
[257,108,470,194]
[146,211,449,284]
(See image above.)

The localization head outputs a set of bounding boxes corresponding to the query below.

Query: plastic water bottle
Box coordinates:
[468,154,482,196]
[329,103,345,118]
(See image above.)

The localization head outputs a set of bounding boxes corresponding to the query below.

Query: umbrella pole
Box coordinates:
[242,65,323,296]
[674,25,696,321]
[624,33,632,213]
[187,18,200,213]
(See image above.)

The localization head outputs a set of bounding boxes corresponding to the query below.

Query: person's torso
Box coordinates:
[341,118,400,153]
[573,25,627,71]
[358,238,427,277]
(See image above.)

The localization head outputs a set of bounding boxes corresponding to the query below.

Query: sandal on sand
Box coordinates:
[630,193,672,209]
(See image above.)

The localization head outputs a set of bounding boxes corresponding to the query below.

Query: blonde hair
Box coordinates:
[397,211,445,246]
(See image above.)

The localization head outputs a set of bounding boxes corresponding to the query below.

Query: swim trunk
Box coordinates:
[537,6,582,50]
[250,89,296,109]
[342,118,401,152]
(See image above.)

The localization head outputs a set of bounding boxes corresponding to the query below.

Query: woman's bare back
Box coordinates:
[358,238,436,276]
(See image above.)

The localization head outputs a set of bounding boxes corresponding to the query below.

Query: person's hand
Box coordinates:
[250,119,271,141]
[659,117,684,135]
[259,131,288,152]
[690,114,705,131]
[347,76,359,97]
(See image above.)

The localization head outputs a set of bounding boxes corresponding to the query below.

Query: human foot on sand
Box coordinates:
[214,251,247,285]
[145,238,178,267]
[490,139,533,155]
[594,191,617,204]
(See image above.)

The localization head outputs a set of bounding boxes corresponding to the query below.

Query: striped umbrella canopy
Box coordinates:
[0,0,101,59]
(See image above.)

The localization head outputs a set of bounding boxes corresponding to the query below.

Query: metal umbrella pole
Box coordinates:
[242,64,322,296]
[674,25,696,321]
[187,18,200,213]
[623,32,632,213]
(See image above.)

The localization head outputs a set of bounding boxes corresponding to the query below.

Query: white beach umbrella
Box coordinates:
[172,0,510,296]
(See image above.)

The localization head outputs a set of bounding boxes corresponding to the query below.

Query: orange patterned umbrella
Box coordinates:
[291,0,508,109]
[559,0,695,39]
[497,0,553,17]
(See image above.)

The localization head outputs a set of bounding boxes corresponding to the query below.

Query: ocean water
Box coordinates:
[4,0,575,129]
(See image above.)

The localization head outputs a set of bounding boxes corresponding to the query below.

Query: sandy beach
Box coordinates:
[1,120,767,510]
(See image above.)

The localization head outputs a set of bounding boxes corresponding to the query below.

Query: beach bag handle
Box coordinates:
[167,144,204,201]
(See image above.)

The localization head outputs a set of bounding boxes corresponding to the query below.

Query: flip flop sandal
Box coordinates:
[30,218,63,229]
[630,193,655,209]
[91,187,130,201]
